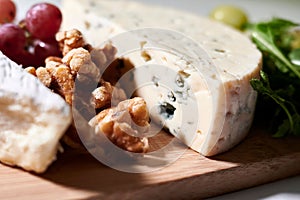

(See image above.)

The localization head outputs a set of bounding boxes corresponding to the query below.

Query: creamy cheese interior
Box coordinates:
[0,52,72,173]
[0,95,68,172]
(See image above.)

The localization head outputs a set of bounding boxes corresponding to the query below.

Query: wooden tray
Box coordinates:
[1,125,300,200]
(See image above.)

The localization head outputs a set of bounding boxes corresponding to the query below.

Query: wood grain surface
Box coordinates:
[1,125,300,200]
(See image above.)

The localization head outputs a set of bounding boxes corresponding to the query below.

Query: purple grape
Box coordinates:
[33,38,62,65]
[25,3,62,40]
[0,23,26,58]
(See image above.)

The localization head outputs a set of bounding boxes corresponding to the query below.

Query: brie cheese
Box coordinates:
[0,52,72,173]
[62,0,262,156]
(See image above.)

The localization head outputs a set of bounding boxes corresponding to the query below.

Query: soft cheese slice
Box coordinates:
[0,52,72,173]
[62,0,262,156]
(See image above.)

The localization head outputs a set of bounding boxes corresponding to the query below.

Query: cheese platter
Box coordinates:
[1,0,300,199]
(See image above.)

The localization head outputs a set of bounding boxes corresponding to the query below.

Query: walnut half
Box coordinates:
[56,29,87,56]
[89,97,150,153]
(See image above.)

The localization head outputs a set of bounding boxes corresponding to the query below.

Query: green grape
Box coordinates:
[210,5,248,30]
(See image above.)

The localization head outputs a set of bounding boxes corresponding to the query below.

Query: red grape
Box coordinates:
[0,23,26,56]
[25,3,62,40]
[12,50,37,67]
[0,0,16,24]
[33,38,62,65]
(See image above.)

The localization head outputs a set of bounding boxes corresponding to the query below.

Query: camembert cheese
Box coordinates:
[0,52,72,173]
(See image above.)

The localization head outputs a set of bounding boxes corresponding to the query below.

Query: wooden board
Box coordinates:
[1,125,300,200]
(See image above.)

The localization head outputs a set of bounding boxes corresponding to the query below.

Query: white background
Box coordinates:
[14,0,300,199]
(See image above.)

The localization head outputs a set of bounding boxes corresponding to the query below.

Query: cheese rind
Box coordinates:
[0,52,72,173]
[62,0,262,156]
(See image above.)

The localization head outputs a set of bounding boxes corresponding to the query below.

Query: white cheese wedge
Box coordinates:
[0,52,72,173]
[62,0,262,156]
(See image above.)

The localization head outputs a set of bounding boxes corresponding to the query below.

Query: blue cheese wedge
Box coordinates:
[0,52,72,173]
[62,0,262,156]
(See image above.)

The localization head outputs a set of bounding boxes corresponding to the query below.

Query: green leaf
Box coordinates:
[275,113,300,137]
[273,57,290,73]
[249,18,300,138]
[251,19,300,79]
[250,71,297,137]
[273,118,290,138]
[265,18,298,33]
[259,70,270,88]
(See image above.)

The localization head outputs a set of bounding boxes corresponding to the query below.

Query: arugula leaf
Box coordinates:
[248,18,300,137]
[250,71,300,136]
[273,114,300,137]
[251,19,300,78]
[264,18,297,30]
[273,118,291,138]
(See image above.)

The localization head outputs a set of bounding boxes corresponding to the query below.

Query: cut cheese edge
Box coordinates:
[0,52,72,173]
[62,0,262,156]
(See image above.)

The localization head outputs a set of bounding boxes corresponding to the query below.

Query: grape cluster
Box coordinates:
[0,1,62,67]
